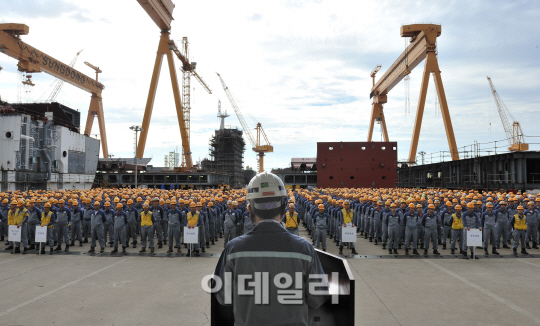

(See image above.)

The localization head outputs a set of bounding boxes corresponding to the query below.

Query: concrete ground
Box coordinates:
[1,227,540,325]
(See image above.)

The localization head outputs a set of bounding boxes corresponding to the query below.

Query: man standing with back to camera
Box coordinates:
[214,172,328,326]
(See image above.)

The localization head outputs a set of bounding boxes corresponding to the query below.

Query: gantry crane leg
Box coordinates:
[367,102,389,142]
[84,94,108,158]
[407,51,459,163]
[137,32,168,158]
[258,153,264,173]
[137,31,191,167]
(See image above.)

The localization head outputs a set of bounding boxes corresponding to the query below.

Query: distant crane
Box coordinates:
[46,49,83,102]
[217,73,273,173]
[217,99,229,131]
[487,76,528,151]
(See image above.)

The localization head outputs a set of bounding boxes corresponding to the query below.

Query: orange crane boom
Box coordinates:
[0,23,109,157]
[368,24,459,163]
[217,73,273,173]
[487,76,528,151]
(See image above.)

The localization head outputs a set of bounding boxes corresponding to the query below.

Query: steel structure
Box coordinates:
[217,73,273,172]
[136,0,211,169]
[487,76,528,151]
[367,24,459,163]
[0,23,108,157]
[46,49,83,102]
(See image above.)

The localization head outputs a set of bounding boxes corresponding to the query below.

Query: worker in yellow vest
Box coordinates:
[449,205,465,257]
[186,202,202,257]
[338,200,358,255]
[7,200,29,254]
[40,202,56,255]
[5,201,18,251]
[281,204,299,235]
[510,205,528,256]
[139,203,155,254]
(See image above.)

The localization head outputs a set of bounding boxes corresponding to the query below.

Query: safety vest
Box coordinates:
[451,213,463,230]
[41,211,54,228]
[187,212,200,227]
[341,209,353,224]
[285,212,298,228]
[15,208,28,225]
[514,214,527,230]
[141,211,153,226]
[7,209,18,225]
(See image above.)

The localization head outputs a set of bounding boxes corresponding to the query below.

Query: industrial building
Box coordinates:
[0,101,100,191]
[201,127,246,188]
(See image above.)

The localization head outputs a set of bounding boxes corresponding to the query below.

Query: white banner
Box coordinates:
[341,226,357,243]
[184,227,199,244]
[8,225,21,242]
[467,229,482,247]
[35,226,47,243]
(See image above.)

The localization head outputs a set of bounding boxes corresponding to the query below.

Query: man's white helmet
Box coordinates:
[247,171,287,202]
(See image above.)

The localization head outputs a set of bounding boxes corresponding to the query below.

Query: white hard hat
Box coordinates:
[246,171,287,201]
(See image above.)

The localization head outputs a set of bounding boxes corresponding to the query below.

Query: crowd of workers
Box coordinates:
[294,188,537,259]
[0,187,537,260]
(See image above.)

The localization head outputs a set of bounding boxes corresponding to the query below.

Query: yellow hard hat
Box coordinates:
[455,205,462,210]
[44,202,52,208]
[116,203,123,209]
[318,204,324,209]
[127,199,133,205]
[467,202,474,208]
[104,201,111,207]
[517,205,524,210]
[428,204,435,209]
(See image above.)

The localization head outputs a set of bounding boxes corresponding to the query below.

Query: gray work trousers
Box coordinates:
[113,226,126,248]
[484,225,497,249]
[168,224,181,248]
[526,223,538,244]
[162,221,168,242]
[126,222,137,244]
[224,226,236,246]
[104,222,114,244]
[286,227,299,236]
[56,223,69,246]
[424,228,438,251]
[82,220,91,239]
[442,226,451,246]
[450,229,463,250]
[496,222,508,248]
[314,227,327,250]
[141,225,155,248]
[152,222,163,242]
[404,227,418,250]
[91,225,105,249]
[40,227,54,248]
[27,223,40,245]
[70,221,82,243]
[513,229,526,250]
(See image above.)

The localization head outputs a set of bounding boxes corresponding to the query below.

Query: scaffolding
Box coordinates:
[206,128,245,188]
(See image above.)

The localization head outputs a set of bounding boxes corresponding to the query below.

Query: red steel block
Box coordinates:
[317,142,398,188]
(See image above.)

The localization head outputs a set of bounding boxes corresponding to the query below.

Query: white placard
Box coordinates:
[35,226,47,243]
[466,229,482,247]
[341,226,357,243]
[8,225,21,242]
[184,227,199,244]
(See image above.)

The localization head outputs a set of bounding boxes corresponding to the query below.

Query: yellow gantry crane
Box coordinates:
[217,73,273,173]
[136,0,211,170]
[368,24,459,163]
[487,76,528,151]
[0,23,108,157]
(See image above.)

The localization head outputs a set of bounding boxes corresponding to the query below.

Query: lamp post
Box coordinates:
[130,125,143,189]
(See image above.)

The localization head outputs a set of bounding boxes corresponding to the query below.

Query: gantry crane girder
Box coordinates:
[0,23,109,157]
[136,0,175,31]
[368,24,459,163]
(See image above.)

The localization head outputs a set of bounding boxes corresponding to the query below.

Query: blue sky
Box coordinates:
[1,0,539,169]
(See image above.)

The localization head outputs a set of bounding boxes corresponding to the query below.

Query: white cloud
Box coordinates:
[0,0,539,170]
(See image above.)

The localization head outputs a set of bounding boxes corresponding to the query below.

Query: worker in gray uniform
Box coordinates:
[372,201,383,245]
[207,202,217,244]
[214,171,328,326]
[313,203,328,251]
[422,204,441,257]
[103,202,115,247]
[525,201,539,249]
[242,205,256,234]
[55,199,71,252]
[0,199,8,242]
[112,203,128,254]
[440,202,454,250]
[403,203,419,255]
[481,202,499,256]
[381,202,390,249]
[151,198,164,248]
[222,201,238,246]
[462,202,481,260]
[510,205,528,256]
[167,201,185,253]
[125,200,138,248]
[26,199,42,251]
[139,203,155,254]
[385,203,400,255]
[82,199,93,243]
[495,201,510,249]
[70,201,84,247]
[89,201,106,253]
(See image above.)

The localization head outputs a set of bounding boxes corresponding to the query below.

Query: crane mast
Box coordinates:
[487,76,528,151]
[47,49,83,102]
[217,73,273,172]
